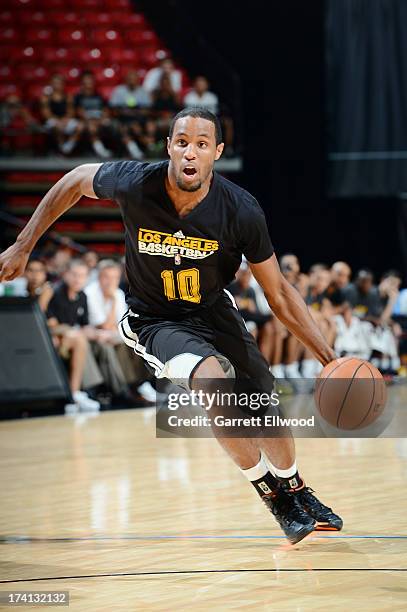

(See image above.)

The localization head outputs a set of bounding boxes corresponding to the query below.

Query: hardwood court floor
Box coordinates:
[0,393,406,611]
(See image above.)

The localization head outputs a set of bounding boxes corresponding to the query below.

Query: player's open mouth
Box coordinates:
[183,166,197,177]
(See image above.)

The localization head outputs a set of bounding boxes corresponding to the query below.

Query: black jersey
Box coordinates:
[93,160,273,317]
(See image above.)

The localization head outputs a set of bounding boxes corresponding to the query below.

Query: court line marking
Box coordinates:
[0,535,406,543]
[0,568,406,584]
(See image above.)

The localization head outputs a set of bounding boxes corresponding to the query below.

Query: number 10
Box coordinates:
[161,268,201,303]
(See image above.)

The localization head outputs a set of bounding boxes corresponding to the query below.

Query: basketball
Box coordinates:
[314,357,387,430]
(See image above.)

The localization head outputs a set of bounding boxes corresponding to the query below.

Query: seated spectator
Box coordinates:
[24,257,54,311]
[110,70,151,117]
[342,269,382,322]
[152,74,180,115]
[82,250,100,286]
[334,307,372,361]
[74,71,113,158]
[279,253,309,298]
[143,57,182,94]
[139,118,166,158]
[183,76,219,114]
[109,70,150,160]
[341,269,400,373]
[46,259,102,410]
[305,264,332,312]
[228,263,273,362]
[0,94,37,155]
[326,261,351,312]
[40,74,83,156]
[85,259,156,403]
[277,254,310,379]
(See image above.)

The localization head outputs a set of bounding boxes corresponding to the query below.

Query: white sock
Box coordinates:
[301,358,319,378]
[391,356,401,371]
[240,453,269,481]
[381,357,390,371]
[270,364,285,379]
[285,362,302,378]
[270,460,297,479]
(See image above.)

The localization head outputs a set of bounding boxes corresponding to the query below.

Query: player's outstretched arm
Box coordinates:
[0,163,102,282]
[250,254,336,366]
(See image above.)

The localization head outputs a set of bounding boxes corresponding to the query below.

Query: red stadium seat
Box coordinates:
[17,64,50,83]
[0,28,19,44]
[104,0,132,10]
[53,64,81,84]
[0,65,13,82]
[0,83,19,99]
[58,27,87,45]
[0,11,12,24]
[35,0,65,7]
[77,47,103,64]
[0,45,12,62]
[124,29,159,47]
[92,29,122,46]
[121,49,139,63]
[70,0,102,8]
[94,65,121,85]
[141,47,161,68]
[126,13,148,28]
[18,11,46,26]
[99,84,116,100]
[82,12,115,26]
[49,12,82,27]
[41,46,79,63]
[27,82,47,99]
[26,29,54,44]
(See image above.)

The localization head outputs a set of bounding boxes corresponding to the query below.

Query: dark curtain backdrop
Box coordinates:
[327,0,407,197]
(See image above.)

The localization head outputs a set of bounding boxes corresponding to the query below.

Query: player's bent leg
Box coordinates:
[191,356,316,544]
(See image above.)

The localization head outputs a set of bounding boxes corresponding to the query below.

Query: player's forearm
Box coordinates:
[15,168,84,253]
[267,279,335,366]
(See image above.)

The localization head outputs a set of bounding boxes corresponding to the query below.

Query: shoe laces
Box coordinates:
[264,490,311,523]
[298,487,333,513]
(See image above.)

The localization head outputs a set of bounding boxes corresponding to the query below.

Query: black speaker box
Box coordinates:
[0,297,71,419]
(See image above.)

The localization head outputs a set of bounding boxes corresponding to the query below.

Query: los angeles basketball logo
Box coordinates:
[138,228,219,262]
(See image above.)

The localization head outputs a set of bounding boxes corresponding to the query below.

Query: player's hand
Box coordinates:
[0,243,31,282]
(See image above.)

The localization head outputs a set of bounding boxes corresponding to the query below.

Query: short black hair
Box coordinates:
[168,107,223,145]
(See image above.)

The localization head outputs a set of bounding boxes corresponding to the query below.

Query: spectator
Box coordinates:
[85,260,156,402]
[47,259,136,403]
[183,76,219,114]
[143,57,182,94]
[110,70,151,115]
[109,70,150,160]
[306,264,332,312]
[40,74,83,155]
[326,261,352,312]
[74,71,112,158]
[342,269,382,322]
[24,257,54,312]
[228,263,273,362]
[82,250,100,286]
[46,260,102,410]
[0,94,37,155]
[152,73,180,115]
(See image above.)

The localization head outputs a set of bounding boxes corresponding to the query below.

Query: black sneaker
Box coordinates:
[262,489,316,544]
[294,487,343,531]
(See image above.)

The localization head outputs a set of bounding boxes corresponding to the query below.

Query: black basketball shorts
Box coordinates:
[119,290,274,391]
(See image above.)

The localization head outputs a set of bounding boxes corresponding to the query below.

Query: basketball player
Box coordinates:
[0,108,342,544]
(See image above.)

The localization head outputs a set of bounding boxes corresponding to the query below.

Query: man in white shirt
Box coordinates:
[143,58,182,94]
[85,259,156,402]
[183,76,219,114]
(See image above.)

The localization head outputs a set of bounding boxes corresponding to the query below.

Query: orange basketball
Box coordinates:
[314,357,387,430]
